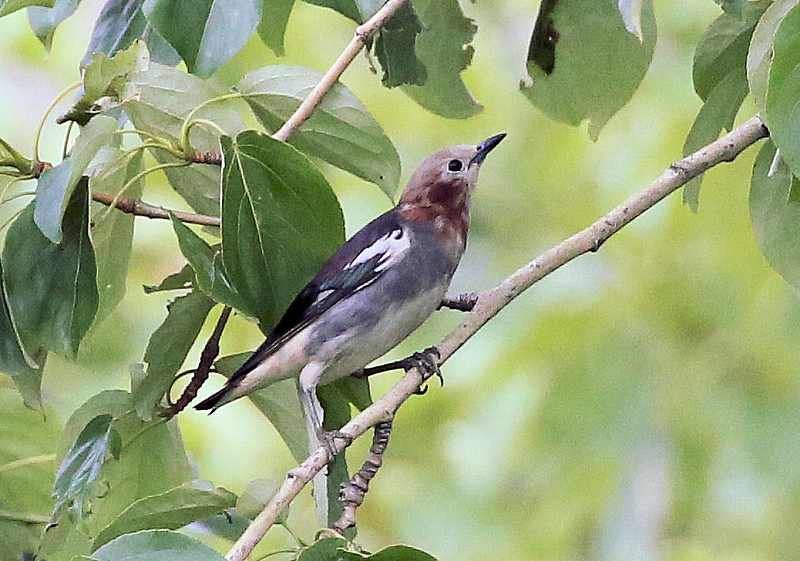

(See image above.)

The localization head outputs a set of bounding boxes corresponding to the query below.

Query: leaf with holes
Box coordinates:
[238,65,401,196]
[220,131,344,330]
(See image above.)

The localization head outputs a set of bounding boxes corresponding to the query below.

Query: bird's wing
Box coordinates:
[226,209,410,385]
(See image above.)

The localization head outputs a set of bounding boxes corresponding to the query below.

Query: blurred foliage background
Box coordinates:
[1,1,799,560]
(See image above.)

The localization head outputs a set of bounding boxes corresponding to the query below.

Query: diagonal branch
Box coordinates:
[90,191,220,226]
[225,116,769,561]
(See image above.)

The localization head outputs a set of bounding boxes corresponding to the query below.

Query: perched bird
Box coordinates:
[196,133,505,455]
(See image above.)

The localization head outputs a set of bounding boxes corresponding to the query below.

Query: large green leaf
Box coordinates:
[238,65,401,196]
[220,131,345,330]
[89,147,145,321]
[402,0,481,120]
[119,62,245,215]
[258,0,295,56]
[133,290,215,420]
[296,536,347,561]
[3,183,99,359]
[215,352,307,462]
[34,115,116,243]
[0,0,52,17]
[0,389,59,561]
[170,217,251,314]
[682,70,748,211]
[51,414,114,521]
[90,529,226,561]
[92,480,236,548]
[301,0,380,22]
[142,0,261,77]
[692,2,766,102]
[373,1,426,88]
[522,0,655,139]
[747,0,799,114]
[765,4,800,178]
[81,0,180,68]
[749,141,800,290]
[143,264,193,294]
[340,545,438,561]
[27,0,79,50]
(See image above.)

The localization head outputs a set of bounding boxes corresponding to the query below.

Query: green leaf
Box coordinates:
[91,529,226,561]
[0,389,59,561]
[3,183,99,358]
[84,40,149,106]
[692,2,766,102]
[238,65,401,196]
[27,0,79,50]
[34,115,117,243]
[749,141,800,290]
[339,545,438,561]
[51,414,114,521]
[0,0,52,17]
[682,69,749,211]
[401,0,482,120]
[235,478,285,522]
[119,62,245,215]
[765,4,800,177]
[747,0,799,113]
[133,290,215,420]
[92,480,236,548]
[142,0,261,77]
[297,537,347,561]
[215,352,307,462]
[0,259,39,378]
[89,147,145,321]
[373,1,426,87]
[143,265,193,294]
[81,0,180,68]
[10,362,45,411]
[220,131,345,330]
[522,0,656,139]
[258,0,295,56]
[301,0,359,21]
[714,0,747,14]
[170,216,252,313]
[57,390,134,462]
[618,0,645,40]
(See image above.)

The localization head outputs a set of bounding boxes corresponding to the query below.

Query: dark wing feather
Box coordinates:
[220,209,402,389]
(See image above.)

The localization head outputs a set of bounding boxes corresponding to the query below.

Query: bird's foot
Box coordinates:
[317,429,353,460]
[403,346,442,394]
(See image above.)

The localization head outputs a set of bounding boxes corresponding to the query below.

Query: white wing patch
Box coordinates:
[347,228,410,273]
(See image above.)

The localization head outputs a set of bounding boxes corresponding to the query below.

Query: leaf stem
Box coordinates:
[0,453,55,474]
[33,81,81,164]
[0,509,50,525]
[61,121,75,160]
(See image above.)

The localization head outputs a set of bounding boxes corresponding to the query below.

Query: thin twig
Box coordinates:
[225,116,770,561]
[162,306,232,417]
[90,191,220,226]
[332,419,393,533]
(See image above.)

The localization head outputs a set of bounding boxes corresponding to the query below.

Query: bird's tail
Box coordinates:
[194,384,234,412]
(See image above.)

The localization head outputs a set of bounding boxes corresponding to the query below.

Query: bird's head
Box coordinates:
[398,133,505,245]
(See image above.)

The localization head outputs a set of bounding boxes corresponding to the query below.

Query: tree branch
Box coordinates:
[225,115,769,561]
[90,191,220,227]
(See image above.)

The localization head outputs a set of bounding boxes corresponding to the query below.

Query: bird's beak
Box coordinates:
[470,133,507,166]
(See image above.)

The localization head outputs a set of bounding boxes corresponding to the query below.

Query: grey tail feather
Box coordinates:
[194,384,232,413]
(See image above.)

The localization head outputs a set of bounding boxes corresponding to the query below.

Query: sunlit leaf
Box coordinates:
[3,183,98,358]
[89,147,145,321]
[92,480,236,548]
[91,529,226,561]
[133,290,215,420]
[142,0,261,77]
[296,536,347,561]
[27,0,79,50]
[749,141,800,290]
[401,0,481,119]
[522,0,655,139]
[258,0,295,56]
[238,65,401,196]
[0,0,52,17]
[747,0,799,113]
[81,0,180,68]
[617,0,644,41]
[235,478,284,521]
[765,3,800,178]
[682,70,748,211]
[215,352,307,462]
[142,265,193,294]
[220,131,344,330]
[51,414,114,521]
[170,216,252,313]
[34,115,116,243]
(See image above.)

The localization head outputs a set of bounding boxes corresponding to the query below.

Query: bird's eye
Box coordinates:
[447,159,463,172]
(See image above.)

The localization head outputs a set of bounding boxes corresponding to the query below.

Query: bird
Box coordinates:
[195,132,505,461]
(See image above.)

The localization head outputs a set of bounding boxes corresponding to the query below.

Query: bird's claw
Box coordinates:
[406,346,443,389]
[317,429,353,461]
